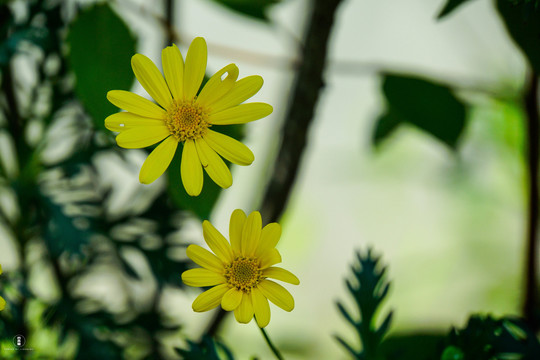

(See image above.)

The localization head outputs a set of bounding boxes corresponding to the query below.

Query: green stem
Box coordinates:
[259,325,284,360]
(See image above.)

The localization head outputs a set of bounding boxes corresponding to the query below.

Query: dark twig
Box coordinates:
[2,62,23,152]
[260,0,344,224]
[164,0,178,45]
[203,0,344,338]
[524,70,539,331]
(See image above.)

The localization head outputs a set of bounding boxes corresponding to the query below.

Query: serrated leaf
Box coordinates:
[376,311,394,340]
[334,335,362,359]
[208,0,281,21]
[337,301,357,328]
[335,249,393,360]
[67,4,136,130]
[375,74,467,149]
[437,0,478,19]
[496,0,540,73]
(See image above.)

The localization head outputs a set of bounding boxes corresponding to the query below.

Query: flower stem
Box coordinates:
[259,325,284,360]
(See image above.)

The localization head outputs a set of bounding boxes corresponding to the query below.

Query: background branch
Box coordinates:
[524,70,539,331]
[203,0,345,338]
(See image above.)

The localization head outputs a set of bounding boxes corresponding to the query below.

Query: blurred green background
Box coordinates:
[0,0,539,359]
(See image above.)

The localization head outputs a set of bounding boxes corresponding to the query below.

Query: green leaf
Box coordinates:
[66,4,136,130]
[335,248,393,360]
[176,335,235,360]
[496,0,540,73]
[209,0,281,21]
[167,124,245,220]
[382,333,445,360]
[437,0,478,19]
[372,111,401,147]
[375,74,467,149]
[443,315,540,360]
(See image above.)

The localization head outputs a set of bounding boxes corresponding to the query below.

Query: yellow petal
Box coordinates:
[192,283,229,312]
[263,267,300,285]
[197,64,239,108]
[221,288,243,311]
[132,54,173,108]
[183,37,207,100]
[162,44,184,100]
[202,220,234,263]
[229,209,246,255]
[241,211,262,257]
[0,296,5,311]
[251,288,270,328]
[258,280,294,312]
[139,136,178,184]
[182,268,225,287]
[203,130,254,166]
[210,75,264,114]
[254,223,282,258]
[208,103,273,125]
[234,293,254,324]
[186,244,224,273]
[105,112,164,132]
[181,139,203,196]
[0,264,3,275]
[107,90,166,118]
[115,127,170,149]
[259,248,282,269]
[195,138,232,189]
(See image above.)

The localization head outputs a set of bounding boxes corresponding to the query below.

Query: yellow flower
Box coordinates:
[182,209,299,328]
[106,37,273,196]
[0,264,5,311]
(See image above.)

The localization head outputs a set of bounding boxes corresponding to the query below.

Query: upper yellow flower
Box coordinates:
[0,264,5,311]
[106,37,273,196]
[182,209,299,328]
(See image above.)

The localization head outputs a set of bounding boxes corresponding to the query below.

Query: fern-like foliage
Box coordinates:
[335,249,393,360]
[441,315,540,360]
[175,335,235,360]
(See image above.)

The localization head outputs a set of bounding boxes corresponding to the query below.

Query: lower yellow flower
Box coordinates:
[182,210,299,328]
[0,264,5,311]
[106,37,273,196]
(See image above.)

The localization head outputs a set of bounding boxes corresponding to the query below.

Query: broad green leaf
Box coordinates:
[372,111,401,146]
[375,74,467,149]
[437,0,478,19]
[67,4,136,130]
[496,0,540,73]
[209,0,281,21]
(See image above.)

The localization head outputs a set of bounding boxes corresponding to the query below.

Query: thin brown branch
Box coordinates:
[259,0,344,224]
[203,0,345,337]
[524,70,539,331]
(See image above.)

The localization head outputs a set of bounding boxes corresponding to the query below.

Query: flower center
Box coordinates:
[165,100,209,142]
[224,257,263,293]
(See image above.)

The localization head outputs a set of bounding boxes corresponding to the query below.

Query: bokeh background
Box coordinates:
[0,0,537,359]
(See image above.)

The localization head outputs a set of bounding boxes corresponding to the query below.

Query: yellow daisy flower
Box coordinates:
[182,209,299,328]
[0,264,5,311]
[105,37,273,196]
